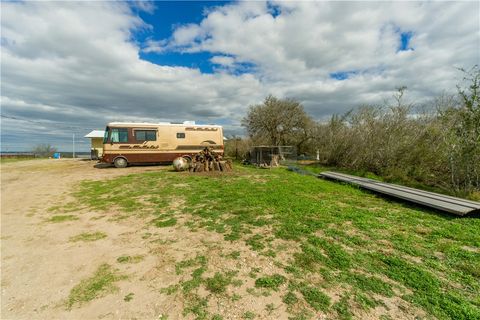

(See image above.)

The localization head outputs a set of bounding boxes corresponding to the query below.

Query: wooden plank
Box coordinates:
[319,171,480,216]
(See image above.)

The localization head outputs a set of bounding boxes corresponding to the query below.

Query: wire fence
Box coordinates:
[247,146,297,167]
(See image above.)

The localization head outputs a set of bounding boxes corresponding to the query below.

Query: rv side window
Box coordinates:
[111,128,128,143]
[176,133,185,139]
[135,130,157,141]
[103,127,110,143]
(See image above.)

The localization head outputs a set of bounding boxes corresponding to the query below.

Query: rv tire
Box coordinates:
[114,157,128,168]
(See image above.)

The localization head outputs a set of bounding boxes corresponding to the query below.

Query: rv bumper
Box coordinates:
[101,154,113,163]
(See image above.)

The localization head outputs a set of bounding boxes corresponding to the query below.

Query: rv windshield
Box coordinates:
[111,128,128,143]
[103,127,109,143]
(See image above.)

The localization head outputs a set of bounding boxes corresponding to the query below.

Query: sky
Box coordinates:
[1,1,479,152]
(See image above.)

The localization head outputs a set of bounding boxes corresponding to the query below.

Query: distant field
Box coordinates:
[0,157,40,163]
[57,165,479,319]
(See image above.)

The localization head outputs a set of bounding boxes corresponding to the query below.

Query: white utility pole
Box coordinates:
[73,133,75,159]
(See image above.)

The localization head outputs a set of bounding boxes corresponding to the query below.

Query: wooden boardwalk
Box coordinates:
[319,171,480,216]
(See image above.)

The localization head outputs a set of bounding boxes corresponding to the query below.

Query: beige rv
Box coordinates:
[101,122,224,168]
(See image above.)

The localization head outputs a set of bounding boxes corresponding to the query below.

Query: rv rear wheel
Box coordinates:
[114,157,128,168]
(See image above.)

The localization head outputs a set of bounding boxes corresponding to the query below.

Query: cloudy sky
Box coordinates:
[1,1,479,151]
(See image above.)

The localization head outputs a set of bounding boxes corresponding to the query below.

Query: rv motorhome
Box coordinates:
[101,121,224,168]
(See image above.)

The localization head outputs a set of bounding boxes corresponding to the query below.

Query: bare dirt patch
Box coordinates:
[0,160,302,319]
[1,159,168,319]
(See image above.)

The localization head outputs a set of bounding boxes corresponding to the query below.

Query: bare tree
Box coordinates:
[442,65,480,192]
[32,144,57,157]
[224,135,253,160]
[242,95,313,148]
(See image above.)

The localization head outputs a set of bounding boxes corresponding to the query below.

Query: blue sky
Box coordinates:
[1,1,478,151]
[136,1,257,75]
[138,1,414,78]
[136,1,225,73]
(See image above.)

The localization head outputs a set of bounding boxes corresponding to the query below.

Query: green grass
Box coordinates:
[300,286,331,312]
[47,215,79,223]
[333,295,353,320]
[160,284,179,295]
[182,294,209,319]
[66,264,126,309]
[265,303,276,314]
[225,250,241,259]
[254,274,286,291]
[246,234,265,251]
[67,165,480,319]
[116,255,145,264]
[153,217,177,228]
[69,231,107,242]
[205,272,232,294]
[175,255,207,275]
[283,291,298,305]
[124,292,134,302]
[347,273,394,297]
[354,292,379,310]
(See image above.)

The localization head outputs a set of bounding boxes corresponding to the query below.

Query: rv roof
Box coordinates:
[107,122,222,128]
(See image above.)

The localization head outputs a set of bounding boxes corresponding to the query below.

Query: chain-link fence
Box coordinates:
[247,146,297,167]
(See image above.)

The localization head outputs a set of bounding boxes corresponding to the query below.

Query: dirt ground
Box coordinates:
[1,160,166,319]
[1,159,431,320]
[0,159,291,320]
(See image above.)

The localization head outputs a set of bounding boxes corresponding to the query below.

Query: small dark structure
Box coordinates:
[248,146,296,167]
[319,171,480,216]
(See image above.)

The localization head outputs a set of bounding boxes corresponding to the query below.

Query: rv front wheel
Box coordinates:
[114,157,128,168]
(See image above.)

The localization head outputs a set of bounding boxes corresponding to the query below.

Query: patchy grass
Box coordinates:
[116,255,145,264]
[283,291,299,305]
[354,292,379,310]
[175,255,207,275]
[255,274,286,291]
[300,286,331,312]
[153,217,177,228]
[333,295,353,320]
[66,165,480,319]
[47,215,79,223]
[347,273,394,297]
[69,231,107,242]
[182,294,209,319]
[66,264,126,309]
[124,292,134,302]
[205,272,233,294]
[0,157,41,164]
[225,250,241,259]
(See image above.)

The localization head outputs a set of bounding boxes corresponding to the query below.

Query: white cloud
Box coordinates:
[0,1,264,150]
[1,1,478,151]
[160,1,478,84]
[211,55,236,67]
[157,0,478,118]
